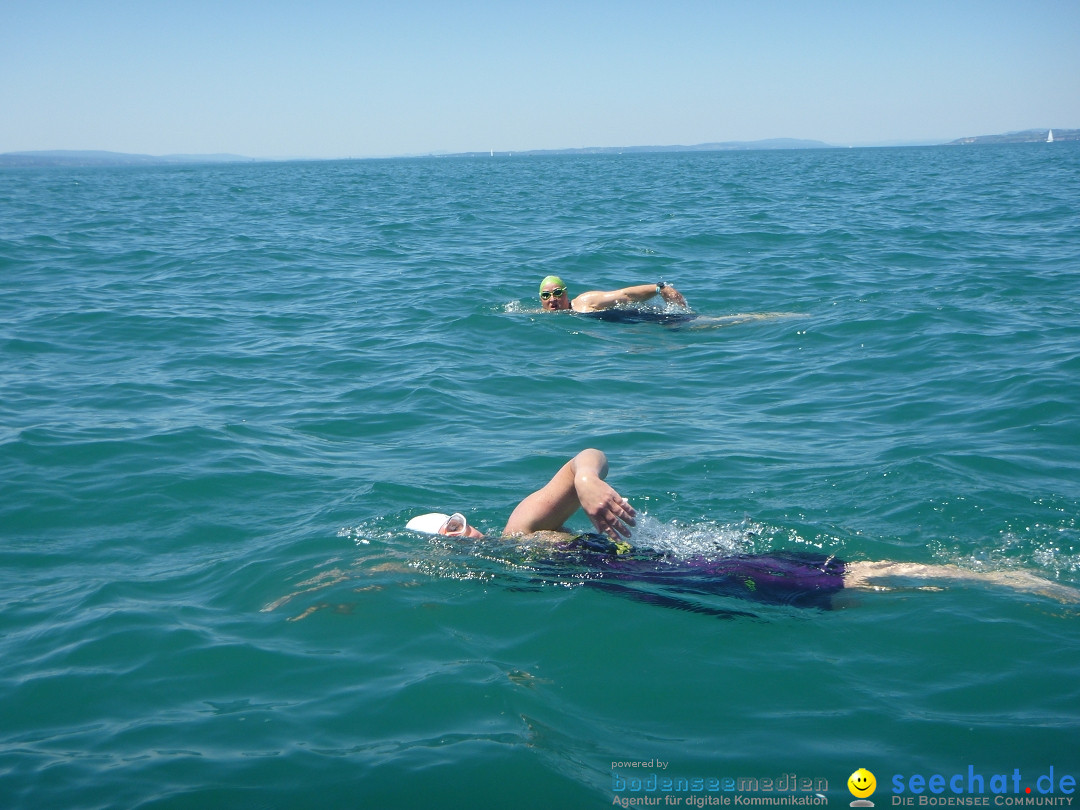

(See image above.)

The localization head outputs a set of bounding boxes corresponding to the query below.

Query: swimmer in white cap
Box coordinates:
[406,449,1080,605]
[407,448,634,541]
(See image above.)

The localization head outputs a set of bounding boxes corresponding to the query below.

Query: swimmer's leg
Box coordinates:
[843,561,1080,604]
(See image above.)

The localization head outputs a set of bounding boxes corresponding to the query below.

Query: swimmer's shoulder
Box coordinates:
[502,529,576,543]
[570,292,605,312]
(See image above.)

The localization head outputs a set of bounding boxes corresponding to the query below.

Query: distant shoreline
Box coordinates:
[1,130,1075,167]
[0,151,257,168]
[947,128,1076,145]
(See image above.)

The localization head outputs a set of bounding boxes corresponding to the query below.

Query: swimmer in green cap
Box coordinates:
[539,275,688,313]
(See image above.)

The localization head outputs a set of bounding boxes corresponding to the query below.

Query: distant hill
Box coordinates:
[0,140,837,167]
[451,139,835,158]
[4,131,1074,168]
[0,150,255,167]
[948,129,1077,145]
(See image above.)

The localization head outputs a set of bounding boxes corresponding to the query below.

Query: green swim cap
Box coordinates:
[539,275,566,293]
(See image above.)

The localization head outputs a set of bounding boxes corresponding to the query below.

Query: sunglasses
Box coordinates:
[540,288,567,300]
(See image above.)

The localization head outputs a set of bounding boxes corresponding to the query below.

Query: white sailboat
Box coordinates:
[1047,129,1054,143]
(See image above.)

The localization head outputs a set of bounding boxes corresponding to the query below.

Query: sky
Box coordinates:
[3,0,1079,158]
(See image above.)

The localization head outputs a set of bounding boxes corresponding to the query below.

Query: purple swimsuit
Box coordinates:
[563,534,847,610]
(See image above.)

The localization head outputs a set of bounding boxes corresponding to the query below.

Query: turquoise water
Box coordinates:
[2,145,1079,809]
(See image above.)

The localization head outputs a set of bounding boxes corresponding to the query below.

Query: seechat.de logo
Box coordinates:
[850,768,878,807]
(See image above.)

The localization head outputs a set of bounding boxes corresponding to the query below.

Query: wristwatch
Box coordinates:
[656,282,666,294]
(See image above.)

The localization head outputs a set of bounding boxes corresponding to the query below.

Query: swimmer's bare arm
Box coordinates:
[571,283,687,312]
[502,449,636,540]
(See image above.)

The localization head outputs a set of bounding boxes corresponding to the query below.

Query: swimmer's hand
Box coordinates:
[658,284,687,307]
[577,474,635,540]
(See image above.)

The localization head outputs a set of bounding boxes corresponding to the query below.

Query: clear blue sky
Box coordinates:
[3,0,1078,158]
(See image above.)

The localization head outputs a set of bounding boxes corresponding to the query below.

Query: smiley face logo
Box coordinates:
[848,768,877,798]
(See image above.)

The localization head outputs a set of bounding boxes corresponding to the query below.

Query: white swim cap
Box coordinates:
[406,512,469,536]
[406,513,451,534]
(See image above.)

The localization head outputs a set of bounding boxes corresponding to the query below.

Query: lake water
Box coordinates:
[2,143,1078,809]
